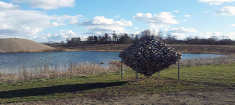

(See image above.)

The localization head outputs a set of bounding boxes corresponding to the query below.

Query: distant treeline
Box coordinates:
[64,30,235,45]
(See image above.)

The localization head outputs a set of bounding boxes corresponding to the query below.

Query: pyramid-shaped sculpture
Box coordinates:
[119,35,182,76]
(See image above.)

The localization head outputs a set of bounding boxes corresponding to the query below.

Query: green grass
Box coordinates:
[160,63,235,85]
[0,63,235,103]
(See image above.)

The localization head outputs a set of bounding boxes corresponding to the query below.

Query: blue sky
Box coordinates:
[0,0,235,42]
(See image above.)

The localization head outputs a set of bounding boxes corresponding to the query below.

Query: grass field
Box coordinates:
[0,63,235,104]
[1,44,234,104]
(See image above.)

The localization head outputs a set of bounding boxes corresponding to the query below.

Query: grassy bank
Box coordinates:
[0,61,235,103]
[51,44,235,55]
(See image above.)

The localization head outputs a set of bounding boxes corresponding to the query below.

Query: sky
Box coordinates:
[0,0,235,42]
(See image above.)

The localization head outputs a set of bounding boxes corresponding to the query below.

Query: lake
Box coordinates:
[0,51,224,70]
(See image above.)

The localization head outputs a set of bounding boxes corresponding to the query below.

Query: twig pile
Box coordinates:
[119,35,181,76]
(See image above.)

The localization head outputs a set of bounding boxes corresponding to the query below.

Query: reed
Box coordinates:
[108,60,130,70]
[174,55,235,68]
[0,62,118,84]
[0,55,234,84]
[108,55,235,70]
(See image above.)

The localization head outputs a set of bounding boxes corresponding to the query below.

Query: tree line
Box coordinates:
[66,30,235,45]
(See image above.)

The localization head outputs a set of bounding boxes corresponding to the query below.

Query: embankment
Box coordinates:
[0,38,55,53]
[51,44,235,55]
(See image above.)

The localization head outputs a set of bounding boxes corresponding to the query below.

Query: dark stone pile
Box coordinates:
[119,35,182,76]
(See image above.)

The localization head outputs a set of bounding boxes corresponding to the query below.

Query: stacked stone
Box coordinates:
[119,35,182,76]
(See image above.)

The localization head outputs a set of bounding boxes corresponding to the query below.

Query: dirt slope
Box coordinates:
[0,38,55,53]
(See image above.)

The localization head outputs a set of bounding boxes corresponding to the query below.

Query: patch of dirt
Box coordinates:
[5,89,235,105]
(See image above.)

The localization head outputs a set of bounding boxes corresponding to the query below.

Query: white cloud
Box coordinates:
[198,0,235,5]
[184,15,191,18]
[165,27,197,40]
[226,32,235,39]
[86,26,126,34]
[179,20,187,22]
[49,22,65,27]
[46,30,76,42]
[168,31,235,40]
[80,16,132,35]
[166,27,197,33]
[170,33,187,40]
[0,1,83,40]
[114,15,121,18]
[203,11,209,13]
[133,12,178,32]
[215,6,235,16]
[133,12,178,25]
[0,1,21,10]
[11,0,75,10]
[81,16,132,27]
[133,31,140,35]
[134,27,140,29]
[68,15,84,25]
[34,30,88,42]
[229,24,235,26]
[69,19,79,25]
[197,32,235,40]
[173,10,179,13]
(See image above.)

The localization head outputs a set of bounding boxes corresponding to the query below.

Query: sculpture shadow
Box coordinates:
[0,81,128,99]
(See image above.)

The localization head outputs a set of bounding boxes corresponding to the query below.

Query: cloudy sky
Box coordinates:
[0,0,235,42]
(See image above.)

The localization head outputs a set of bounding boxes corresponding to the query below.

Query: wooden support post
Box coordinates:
[178,59,180,82]
[121,59,123,79]
[136,71,138,83]
[158,71,160,77]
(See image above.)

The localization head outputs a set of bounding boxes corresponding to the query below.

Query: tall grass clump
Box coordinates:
[0,62,119,84]
[108,55,235,70]
[168,55,235,68]
[108,60,130,70]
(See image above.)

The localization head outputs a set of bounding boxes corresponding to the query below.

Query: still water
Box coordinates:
[0,51,224,69]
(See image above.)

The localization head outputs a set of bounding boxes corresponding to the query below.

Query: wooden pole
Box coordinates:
[135,63,138,83]
[121,59,123,79]
[178,59,180,82]
[136,71,138,83]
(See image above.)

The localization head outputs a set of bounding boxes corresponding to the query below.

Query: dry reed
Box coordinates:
[108,55,235,70]
[0,62,118,83]
[0,55,234,83]
[179,55,235,67]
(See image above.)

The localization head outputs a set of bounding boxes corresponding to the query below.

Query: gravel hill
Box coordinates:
[0,38,55,53]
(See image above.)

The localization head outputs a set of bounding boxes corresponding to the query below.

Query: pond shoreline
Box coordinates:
[51,44,235,55]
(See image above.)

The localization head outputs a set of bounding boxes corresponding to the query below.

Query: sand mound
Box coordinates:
[0,38,55,53]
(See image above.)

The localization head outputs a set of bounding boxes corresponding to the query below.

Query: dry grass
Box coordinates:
[0,62,119,83]
[108,60,130,70]
[172,55,235,68]
[109,55,235,70]
[1,55,234,84]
